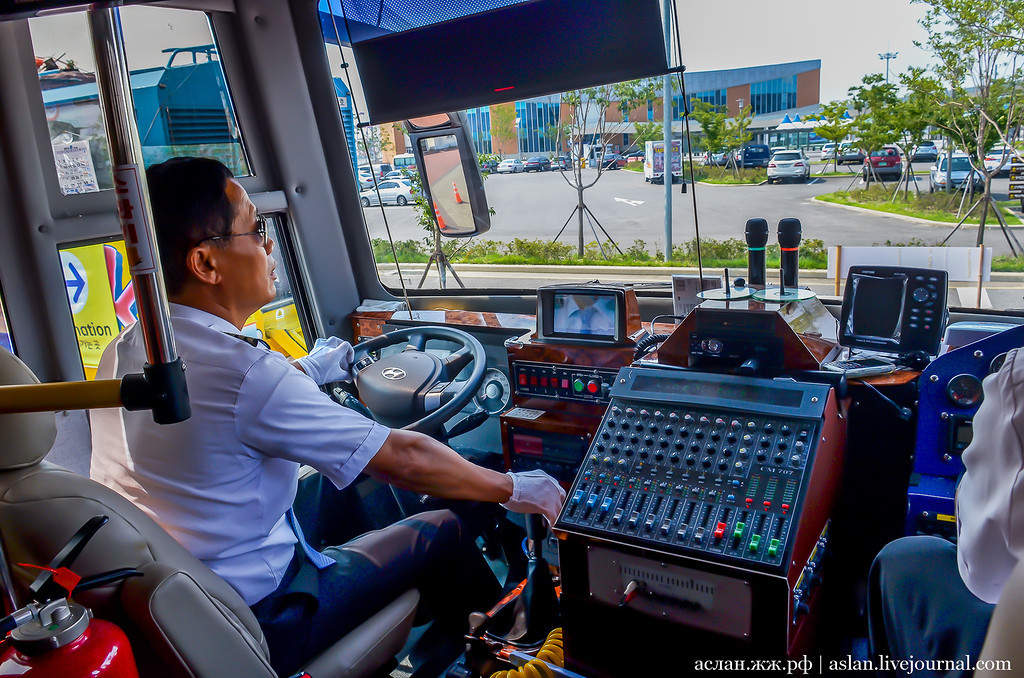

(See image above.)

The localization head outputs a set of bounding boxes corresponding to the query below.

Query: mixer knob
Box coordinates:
[685,455,697,466]
[694,430,705,440]
[731,419,742,430]
[715,417,726,428]
[601,431,611,440]
[603,456,613,466]
[742,434,753,444]
[701,456,714,468]
[654,410,665,421]
[611,407,622,417]
[706,443,717,454]
[795,441,806,451]
[727,435,737,444]
[663,426,674,437]
[655,452,665,462]
[684,414,695,424]
[738,447,749,458]
[780,424,792,436]
[760,437,771,448]
[763,422,774,432]
[640,409,651,420]
[669,453,680,464]
[679,427,690,438]
[773,453,784,464]
[747,421,757,430]
[610,445,620,454]
[596,443,606,452]
[644,436,655,447]
[791,455,802,466]
[631,434,640,444]
[648,425,659,435]
[660,439,670,448]
[777,441,788,451]
[756,451,767,462]
[711,432,721,442]
[669,412,679,423]
[639,450,649,459]
[718,460,729,471]
[625,407,637,418]
[690,443,701,453]
[634,422,645,432]
[721,448,733,458]
[615,433,625,443]
[699,416,711,425]
[674,440,686,451]
[590,454,599,463]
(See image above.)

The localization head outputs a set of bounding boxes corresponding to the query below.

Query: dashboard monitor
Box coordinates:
[839,266,948,356]
[536,285,637,345]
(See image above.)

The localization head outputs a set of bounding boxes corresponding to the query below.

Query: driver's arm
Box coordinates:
[367,429,512,501]
[365,429,566,522]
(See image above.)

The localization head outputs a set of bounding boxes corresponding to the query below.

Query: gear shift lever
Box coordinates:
[492,514,560,647]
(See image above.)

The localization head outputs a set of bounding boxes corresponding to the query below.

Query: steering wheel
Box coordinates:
[349,326,487,435]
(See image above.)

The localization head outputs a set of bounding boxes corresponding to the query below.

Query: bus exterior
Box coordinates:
[0,1,1021,677]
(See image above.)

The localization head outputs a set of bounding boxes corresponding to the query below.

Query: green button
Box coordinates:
[732,522,745,539]
[768,538,780,557]
[573,379,585,393]
[749,534,761,552]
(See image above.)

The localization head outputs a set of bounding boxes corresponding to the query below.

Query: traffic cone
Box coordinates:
[433,202,448,230]
[453,181,463,204]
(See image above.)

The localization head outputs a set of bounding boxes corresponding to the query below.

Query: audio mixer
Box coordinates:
[555,365,845,676]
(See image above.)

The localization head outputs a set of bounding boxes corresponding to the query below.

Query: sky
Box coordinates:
[29,0,938,107]
[674,0,935,102]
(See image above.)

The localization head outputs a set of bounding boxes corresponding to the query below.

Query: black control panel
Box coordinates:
[511,360,618,404]
[556,366,830,573]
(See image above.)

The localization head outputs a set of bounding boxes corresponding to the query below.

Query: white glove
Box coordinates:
[500,470,567,525]
[296,336,355,385]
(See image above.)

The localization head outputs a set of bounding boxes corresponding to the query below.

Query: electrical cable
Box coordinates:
[489,628,564,678]
[326,0,414,319]
[670,2,704,281]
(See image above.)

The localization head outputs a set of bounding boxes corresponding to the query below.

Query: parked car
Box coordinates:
[769,146,787,157]
[623,150,645,162]
[930,153,985,193]
[376,163,393,178]
[983,146,1016,176]
[862,145,903,180]
[701,151,729,167]
[766,150,810,183]
[837,143,866,166]
[552,155,572,171]
[383,170,411,181]
[524,156,551,172]
[739,144,771,169]
[601,153,625,169]
[359,179,415,206]
[497,159,524,174]
[479,158,499,173]
[819,143,837,161]
[910,141,939,163]
[355,169,375,191]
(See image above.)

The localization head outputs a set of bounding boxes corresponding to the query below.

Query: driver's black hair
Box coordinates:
[146,157,235,295]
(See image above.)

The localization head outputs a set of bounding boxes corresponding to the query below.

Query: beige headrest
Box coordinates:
[0,348,57,470]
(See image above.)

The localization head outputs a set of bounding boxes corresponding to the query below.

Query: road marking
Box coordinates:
[615,197,645,206]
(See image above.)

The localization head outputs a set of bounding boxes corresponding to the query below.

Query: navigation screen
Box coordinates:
[552,292,617,337]
[630,375,804,408]
[847,274,906,343]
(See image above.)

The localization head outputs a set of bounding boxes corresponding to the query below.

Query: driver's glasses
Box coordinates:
[198,214,268,247]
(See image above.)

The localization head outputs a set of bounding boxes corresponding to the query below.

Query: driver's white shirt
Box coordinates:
[90,303,390,605]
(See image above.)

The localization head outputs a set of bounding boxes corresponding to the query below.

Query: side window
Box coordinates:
[29,6,250,195]
[0,289,13,355]
[60,216,308,379]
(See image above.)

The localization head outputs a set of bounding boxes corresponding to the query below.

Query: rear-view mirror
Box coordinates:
[407,111,490,238]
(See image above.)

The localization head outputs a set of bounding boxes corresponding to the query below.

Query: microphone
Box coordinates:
[778,218,802,289]
[744,218,769,287]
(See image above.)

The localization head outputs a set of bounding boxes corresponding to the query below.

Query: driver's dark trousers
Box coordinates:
[250,509,500,677]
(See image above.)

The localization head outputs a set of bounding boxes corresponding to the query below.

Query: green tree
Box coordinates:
[490,103,518,156]
[689,100,728,169]
[631,120,663,150]
[723,104,754,177]
[560,78,661,256]
[893,67,940,198]
[807,100,853,174]
[913,0,1024,248]
[848,74,901,188]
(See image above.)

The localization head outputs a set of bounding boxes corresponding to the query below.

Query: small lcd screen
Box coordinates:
[551,292,617,337]
[954,422,974,446]
[511,432,584,464]
[845,274,907,345]
[630,375,803,408]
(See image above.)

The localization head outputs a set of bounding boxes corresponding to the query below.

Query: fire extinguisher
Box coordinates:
[0,516,142,677]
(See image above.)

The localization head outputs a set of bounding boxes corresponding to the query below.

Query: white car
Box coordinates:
[359,180,415,206]
[766,150,810,183]
[497,159,524,174]
[355,170,375,191]
[819,143,837,161]
[983,146,1017,176]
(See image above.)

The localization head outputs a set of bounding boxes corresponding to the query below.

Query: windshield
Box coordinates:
[320,0,1024,313]
[942,158,974,172]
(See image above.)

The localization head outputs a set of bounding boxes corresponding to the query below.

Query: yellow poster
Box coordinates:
[60,241,136,379]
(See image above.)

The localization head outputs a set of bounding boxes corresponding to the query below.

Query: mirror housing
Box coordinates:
[406,111,490,238]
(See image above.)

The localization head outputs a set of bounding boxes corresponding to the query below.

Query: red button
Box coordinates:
[781,503,790,510]
[562,379,570,389]
[518,374,527,386]
[540,377,548,387]
[587,380,599,394]
[713,522,726,539]
[746,497,753,505]
[529,376,538,386]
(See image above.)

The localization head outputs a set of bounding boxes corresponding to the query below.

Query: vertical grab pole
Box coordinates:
[88,8,190,424]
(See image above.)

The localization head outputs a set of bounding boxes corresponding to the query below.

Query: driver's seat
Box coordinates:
[0,347,419,677]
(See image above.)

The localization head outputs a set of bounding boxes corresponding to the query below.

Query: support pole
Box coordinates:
[662,0,673,261]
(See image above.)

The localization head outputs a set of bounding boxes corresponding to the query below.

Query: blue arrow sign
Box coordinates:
[66,261,86,304]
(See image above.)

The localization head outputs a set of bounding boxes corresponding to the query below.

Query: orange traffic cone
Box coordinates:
[433,202,448,230]
[453,181,464,204]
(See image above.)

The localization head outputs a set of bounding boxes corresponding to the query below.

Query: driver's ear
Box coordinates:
[185,245,222,286]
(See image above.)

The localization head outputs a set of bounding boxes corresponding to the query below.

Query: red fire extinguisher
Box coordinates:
[0,516,141,677]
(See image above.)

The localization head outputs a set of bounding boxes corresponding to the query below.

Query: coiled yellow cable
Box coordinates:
[489,628,563,678]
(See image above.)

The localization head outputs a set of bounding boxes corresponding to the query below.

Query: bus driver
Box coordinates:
[89,157,565,676]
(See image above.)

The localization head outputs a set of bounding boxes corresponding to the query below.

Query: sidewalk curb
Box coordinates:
[811,195,1021,229]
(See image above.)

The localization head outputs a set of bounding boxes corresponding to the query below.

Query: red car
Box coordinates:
[862,145,903,179]
[601,153,626,169]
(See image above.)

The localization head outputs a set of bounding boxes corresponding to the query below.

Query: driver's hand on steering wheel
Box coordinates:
[296,336,356,385]
[501,470,567,525]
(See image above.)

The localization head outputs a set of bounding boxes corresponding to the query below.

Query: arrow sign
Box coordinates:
[614,197,645,206]
[66,262,85,304]
[59,250,89,315]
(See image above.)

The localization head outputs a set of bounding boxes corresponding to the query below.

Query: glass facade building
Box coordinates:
[515,99,562,154]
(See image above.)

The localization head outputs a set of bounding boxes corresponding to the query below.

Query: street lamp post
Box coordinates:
[879,51,898,84]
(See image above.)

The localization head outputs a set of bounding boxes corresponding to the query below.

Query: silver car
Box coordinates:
[766,150,810,183]
[929,154,984,193]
